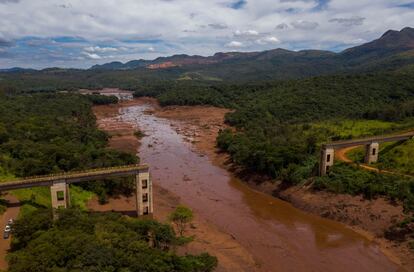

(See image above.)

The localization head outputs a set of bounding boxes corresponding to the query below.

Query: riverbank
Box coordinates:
[92,99,258,272]
[92,97,406,271]
[154,101,414,270]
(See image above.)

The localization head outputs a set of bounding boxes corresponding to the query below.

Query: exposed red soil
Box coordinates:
[154,104,414,271]
[93,100,145,154]
[87,185,257,272]
[147,61,178,69]
[92,99,258,272]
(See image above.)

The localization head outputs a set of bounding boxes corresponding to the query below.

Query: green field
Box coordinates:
[379,140,414,175]
[11,185,95,218]
[310,119,414,141]
[346,139,414,176]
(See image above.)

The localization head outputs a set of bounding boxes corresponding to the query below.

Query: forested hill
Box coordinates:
[1,27,413,86]
[89,27,414,81]
[139,68,414,216]
[137,68,414,175]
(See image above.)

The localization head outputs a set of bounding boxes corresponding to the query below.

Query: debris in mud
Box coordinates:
[183,175,192,181]
[143,109,155,115]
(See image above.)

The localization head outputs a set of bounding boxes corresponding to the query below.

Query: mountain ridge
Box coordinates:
[90,27,414,72]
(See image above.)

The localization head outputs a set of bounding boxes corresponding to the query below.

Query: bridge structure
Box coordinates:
[0,164,153,218]
[320,132,414,176]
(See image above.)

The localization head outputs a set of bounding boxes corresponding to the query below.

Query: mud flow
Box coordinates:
[98,101,401,272]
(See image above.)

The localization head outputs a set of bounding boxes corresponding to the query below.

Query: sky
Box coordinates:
[0,0,413,69]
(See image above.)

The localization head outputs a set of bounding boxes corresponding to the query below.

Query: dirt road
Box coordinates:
[335,145,414,177]
[0,194,20,270]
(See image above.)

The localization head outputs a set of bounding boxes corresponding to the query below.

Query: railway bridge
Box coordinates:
[320,132,414,176]
[0,164,153,217]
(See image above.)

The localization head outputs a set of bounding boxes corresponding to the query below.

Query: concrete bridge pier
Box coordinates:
[320,147,334,176]
[51,180,70,218]
[135,169,153,216]
[364,142,379,164]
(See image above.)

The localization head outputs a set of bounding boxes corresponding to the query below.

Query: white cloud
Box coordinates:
[82,52,102,59]
[0,0,413,68]
[226,41,244,48]
[84,46,118,53]
[256,36,280,45]
[234,29,260,37]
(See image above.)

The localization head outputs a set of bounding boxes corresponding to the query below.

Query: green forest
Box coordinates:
[0,92,137,198]
[8,209,217,272]
[133,70,414,218]
[1,59,414,269]
[0,91,216,271]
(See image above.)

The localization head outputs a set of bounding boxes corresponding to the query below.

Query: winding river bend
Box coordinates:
[103,101,400,272]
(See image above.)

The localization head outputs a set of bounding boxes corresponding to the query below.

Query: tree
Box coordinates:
[169,205,193,237]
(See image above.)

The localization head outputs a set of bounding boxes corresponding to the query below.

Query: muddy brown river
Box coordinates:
[104,102,400,272]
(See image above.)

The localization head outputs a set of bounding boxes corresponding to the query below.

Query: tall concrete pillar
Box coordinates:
[135,168,153,216]
[365,142,379,164]
[50,180,70,218]
[320,147,334,176]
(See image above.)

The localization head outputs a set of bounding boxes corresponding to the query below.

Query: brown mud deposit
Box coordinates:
[93,100,145,154]
[156,104,414,271]
[87,185,257,272]
[92,100,257,272]
[93,97,407,272]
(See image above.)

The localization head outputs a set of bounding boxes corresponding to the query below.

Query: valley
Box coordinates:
[0,24,414,272]
[92,96,408,271]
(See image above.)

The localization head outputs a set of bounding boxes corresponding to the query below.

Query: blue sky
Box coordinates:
[0,0,413,69]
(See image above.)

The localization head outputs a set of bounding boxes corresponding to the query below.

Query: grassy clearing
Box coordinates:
[311,118,414,141]
[11,187,51,218]
[345,143,395,162]
[378,139,414,175]
[345,140,414,176]
[0,170,15,214]
[0,166,15,183]
[177,72,222,81]
[11,185,95,218]
[69,185,95,210]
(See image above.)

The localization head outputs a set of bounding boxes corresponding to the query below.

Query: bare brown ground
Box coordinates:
[93,100,147,154]
[154,105,231,163]
[92,99,258,272]
[89,184,257,272]
[154,104,414,271]
[0,194,20,271]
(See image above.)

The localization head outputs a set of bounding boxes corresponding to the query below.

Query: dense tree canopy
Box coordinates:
[8,209,217,272]
[0,93,137,196]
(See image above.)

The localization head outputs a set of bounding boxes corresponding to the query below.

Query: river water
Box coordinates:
[107,102,400,272]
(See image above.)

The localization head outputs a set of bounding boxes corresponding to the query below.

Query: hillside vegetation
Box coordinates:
[1,28,414,91]
[0,92,138,208]
[139,71,414,177]
[91,27,414,82]
[0,91,217,270]
[8,209,217,272]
